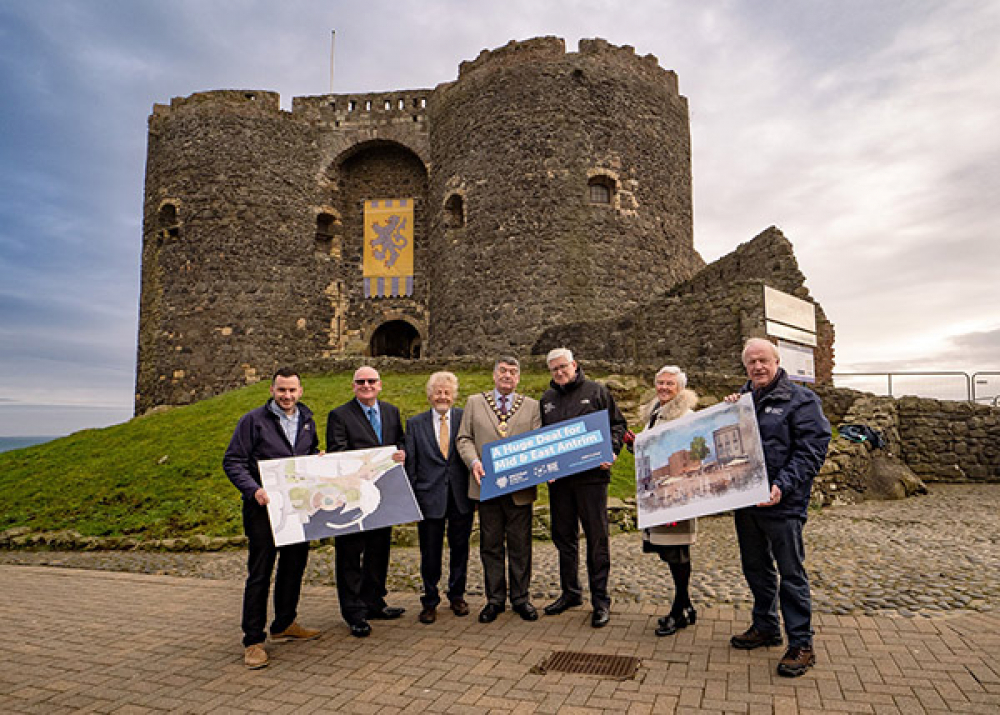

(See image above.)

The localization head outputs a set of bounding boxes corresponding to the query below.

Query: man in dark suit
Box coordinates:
[326,365,407,637]
[404,371,474,624]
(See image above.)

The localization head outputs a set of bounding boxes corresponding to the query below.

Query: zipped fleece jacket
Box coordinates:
[539,369,628,485]
[738,368,831,520]
[223,399,320,501]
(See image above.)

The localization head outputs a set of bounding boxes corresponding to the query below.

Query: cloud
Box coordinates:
[1,0,999,435]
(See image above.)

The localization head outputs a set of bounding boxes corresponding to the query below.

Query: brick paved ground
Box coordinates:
[2,564,998,714]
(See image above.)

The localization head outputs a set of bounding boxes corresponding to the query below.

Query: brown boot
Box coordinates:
[271,621,321,642]
[244,643,269,669]
[730,626,782,650]
[777,646,816,677]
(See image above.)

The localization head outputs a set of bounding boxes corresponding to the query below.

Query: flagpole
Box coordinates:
[329,30,336,95]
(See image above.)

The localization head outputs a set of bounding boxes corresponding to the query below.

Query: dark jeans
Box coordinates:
[734,508,813,648]
[478,495,533,607]
[241,499,309,647]
[417,491,474,608]
[549,479,611,610]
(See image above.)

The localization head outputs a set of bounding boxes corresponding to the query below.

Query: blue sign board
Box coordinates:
[480,411,615,500]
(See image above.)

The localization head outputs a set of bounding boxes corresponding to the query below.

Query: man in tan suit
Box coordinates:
[456,356,542,623]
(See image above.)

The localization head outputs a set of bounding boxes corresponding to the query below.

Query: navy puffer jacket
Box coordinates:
[739,369,831,520]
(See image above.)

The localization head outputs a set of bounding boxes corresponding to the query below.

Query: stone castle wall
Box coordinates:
[139,90,330,407]
[811,386,1000,486]
[532,227,835,380]
[136,38,830,413]
[427,37,703,356]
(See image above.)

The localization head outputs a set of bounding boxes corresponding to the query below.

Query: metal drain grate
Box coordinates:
[533,651,640,680]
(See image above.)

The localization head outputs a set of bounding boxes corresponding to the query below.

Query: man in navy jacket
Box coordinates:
[404,371,474,624]
[539,348,628,629]
[223,368,321,669]
[727,338,831,678]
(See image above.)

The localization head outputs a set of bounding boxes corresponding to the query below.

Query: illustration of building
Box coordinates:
[713,424,745,464]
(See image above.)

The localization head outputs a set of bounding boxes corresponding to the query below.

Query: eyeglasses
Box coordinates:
[354,378,379,385]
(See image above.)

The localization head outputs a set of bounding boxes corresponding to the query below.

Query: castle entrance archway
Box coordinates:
[370,320,421,358]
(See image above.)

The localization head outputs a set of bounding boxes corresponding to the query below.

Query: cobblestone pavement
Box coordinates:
[2,484,999,714]
[3,484,997,618]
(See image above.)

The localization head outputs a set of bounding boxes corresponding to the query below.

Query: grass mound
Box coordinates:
[0,369,637,539]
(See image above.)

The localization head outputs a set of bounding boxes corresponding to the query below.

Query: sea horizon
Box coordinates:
[0,435,61,453]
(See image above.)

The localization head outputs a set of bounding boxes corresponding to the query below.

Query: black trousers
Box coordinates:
[417,490,475,608]
[241,499,309,647]
[335,526,392,625]
[478,495,533,607]
[549,478,611,610]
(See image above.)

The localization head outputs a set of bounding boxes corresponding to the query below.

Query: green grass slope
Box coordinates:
[0,369,638,539]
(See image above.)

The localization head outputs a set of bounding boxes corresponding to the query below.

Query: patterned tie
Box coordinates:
[367,407,382,443]
[499,394,508,415]
[438,411,450,458]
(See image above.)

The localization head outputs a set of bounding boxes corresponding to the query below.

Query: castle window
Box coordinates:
[348,100,357,112]
[412,98,420,108]
[588,176,615,205]
[420,98,426,108]
[444,193,465,229]
[315,212,341,257]
[398,98,405,110]
[158,202,180,239]
[365,100,372,111]
[384,99,392,111]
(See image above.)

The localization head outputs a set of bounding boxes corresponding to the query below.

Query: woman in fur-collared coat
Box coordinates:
[640,365,700,636]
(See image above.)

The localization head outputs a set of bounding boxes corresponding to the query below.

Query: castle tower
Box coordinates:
[137,91,331,410]
[136,38,724,412]
[425,37,704,357]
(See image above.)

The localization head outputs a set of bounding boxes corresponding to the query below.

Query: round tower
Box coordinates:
[136,90,330,411]
[426,37,704,358]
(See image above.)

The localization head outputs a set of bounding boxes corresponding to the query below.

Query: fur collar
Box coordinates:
[641,388,698,427]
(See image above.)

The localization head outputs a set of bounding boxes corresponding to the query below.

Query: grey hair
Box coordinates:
[426,371,459,399]
[545,347,574,365]
[741,338,780,363]
[654,365,687,390]
[494,355,520,370]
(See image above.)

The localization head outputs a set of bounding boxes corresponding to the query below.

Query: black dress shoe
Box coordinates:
[367,606,405,620]
[349,621,372,638]
[543,594,584,616]
[655,606,697,637]
[513,602,538,621]
[591,608,610,628]
[478,603,504,623]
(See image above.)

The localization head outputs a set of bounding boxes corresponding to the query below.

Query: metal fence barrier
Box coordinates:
[972,372,1000,406]
[832,371,988,403]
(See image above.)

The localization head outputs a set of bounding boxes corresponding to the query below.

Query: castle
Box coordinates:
[136,37,833,413]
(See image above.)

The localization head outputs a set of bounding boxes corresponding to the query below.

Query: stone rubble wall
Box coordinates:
[532,226,835,381]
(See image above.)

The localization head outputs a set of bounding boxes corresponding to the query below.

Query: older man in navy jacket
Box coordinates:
[726,338,830,678]
[223,368,321,670]
[404,371,474,624]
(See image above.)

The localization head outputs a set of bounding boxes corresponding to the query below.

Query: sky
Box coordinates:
[1,0,998,436]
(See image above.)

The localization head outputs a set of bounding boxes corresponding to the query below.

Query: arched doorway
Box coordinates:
[370,320,421,358]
